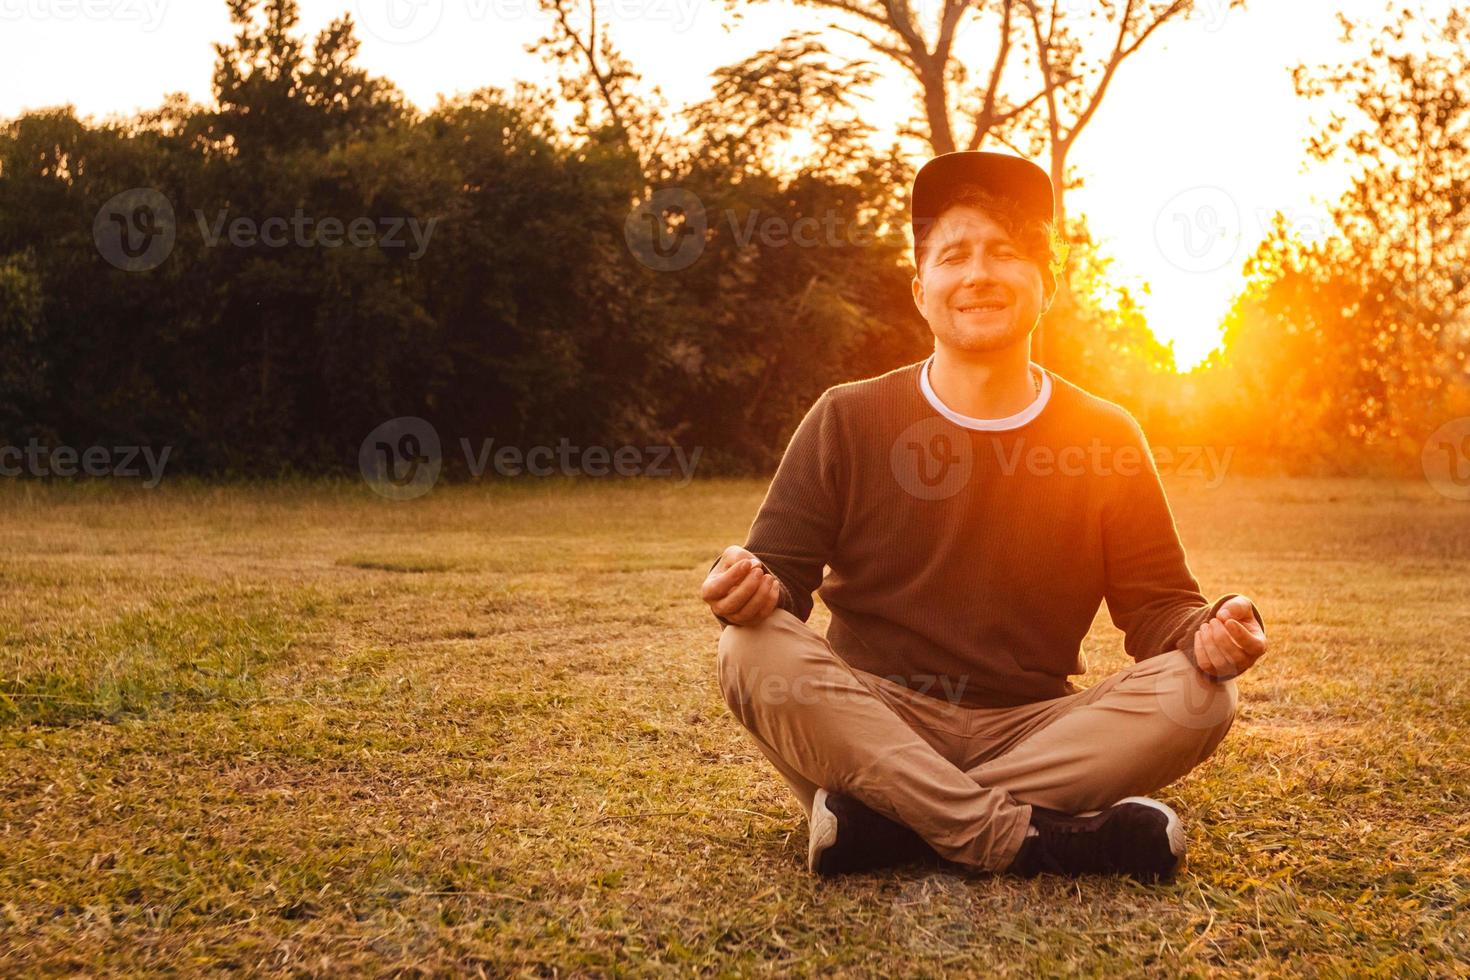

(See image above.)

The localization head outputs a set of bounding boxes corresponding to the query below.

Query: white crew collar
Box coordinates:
[919,353,1052,431]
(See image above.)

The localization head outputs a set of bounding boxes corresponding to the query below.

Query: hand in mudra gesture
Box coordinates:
[702,545,782,626]
[1193,595,1267,679]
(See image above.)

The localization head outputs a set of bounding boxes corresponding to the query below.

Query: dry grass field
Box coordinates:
[1,475,1466,975]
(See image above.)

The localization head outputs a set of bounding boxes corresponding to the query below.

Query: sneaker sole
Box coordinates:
[807,788,839,874]
[1117,795,1187,872]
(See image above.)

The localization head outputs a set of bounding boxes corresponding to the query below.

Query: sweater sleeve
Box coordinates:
[707,390,845,627]
[1101,416,1265,665]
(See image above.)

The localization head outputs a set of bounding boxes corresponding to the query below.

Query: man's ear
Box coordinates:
[910,271,925,318]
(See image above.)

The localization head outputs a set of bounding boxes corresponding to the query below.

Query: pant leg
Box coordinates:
[719,669,968,824]
[715,608,1031,872]
[962,649,1239,817]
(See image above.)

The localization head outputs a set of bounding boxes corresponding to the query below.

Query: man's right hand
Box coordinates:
[701,545,782,626]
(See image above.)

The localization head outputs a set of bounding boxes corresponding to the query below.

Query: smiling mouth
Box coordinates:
[957,302,1008,313]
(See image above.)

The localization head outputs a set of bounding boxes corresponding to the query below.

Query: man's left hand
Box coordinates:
[1193,595,1267,679]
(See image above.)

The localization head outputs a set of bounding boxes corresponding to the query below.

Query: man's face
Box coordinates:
[910,204,1051,355]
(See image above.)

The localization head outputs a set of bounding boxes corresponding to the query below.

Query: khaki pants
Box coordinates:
[716,608,1239,872]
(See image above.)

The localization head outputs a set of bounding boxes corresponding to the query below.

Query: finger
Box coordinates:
[1190,624,1216,675]
[703,557,757,602]
[1207,620,1248,675]
[1219,595,1255,622]
[710,562,766,616]
[736,573,780,623]
[1191,625,1215,676]
[1215,602,1260,631]
[722,574,771,626]
[1199,625,1234,678]
[710,547,745,574]
[700,565,729,603]
[764,573,782,612]
[1208,616,1248,657]
[1222,616,1265,657]
[734,571,780,620]
[713,561,765,614]
[1194,623,1230,678]
[716,555,760,589]
[1211,620,1246,675]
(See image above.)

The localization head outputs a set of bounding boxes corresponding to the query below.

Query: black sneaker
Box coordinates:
[1004,796,1186,883]
[807,788,939,875]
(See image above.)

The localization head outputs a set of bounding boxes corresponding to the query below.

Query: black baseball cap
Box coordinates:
[910,151,1056,247]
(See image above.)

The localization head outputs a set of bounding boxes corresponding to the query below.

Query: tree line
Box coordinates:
[0,0,1464,478]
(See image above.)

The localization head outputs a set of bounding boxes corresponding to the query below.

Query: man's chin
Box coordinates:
[937,323,1033,353]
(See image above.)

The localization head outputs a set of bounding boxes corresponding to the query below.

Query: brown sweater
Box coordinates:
[711,357,1263,708]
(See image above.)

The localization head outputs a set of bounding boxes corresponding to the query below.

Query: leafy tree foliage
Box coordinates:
[1190,6,1470,472]
[1,0,1461,478]
[0,2,924,475]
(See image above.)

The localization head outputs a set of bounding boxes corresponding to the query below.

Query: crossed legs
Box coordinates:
[716,607,1238,872]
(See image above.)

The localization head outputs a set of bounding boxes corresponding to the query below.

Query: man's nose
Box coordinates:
[960,253,1000,285]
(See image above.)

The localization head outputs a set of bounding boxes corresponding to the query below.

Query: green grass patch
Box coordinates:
[0,589,312,727]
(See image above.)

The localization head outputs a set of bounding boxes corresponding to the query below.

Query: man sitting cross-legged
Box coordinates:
[700,151,1268,882]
